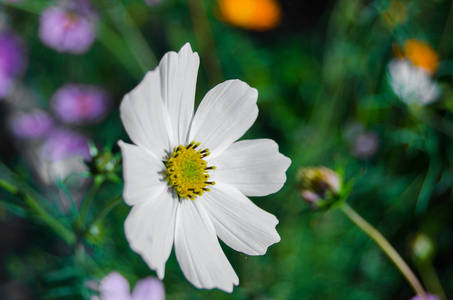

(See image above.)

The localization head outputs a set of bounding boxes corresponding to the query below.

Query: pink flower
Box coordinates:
[39,0,96,54]
[97,272,165,300]
[51,84,110,124]
[0,29,27,98]
[40,128,91,163]
[410,293,442,300]
[8,110,53,139]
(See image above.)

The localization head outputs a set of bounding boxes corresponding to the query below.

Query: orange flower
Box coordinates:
[217,0,281,31]
[404,39,439,75]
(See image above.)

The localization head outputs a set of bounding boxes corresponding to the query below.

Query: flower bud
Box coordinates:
[297,167,341,209]
[87,143,121,183]
[412,233,435,262]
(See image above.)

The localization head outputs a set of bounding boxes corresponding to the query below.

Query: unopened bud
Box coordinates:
[297,167,341,209]
[412,233,434,262]
[88,143,121,180]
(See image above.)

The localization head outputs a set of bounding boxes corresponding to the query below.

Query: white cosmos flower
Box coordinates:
[118,43,291,292]
[388,59,440,105]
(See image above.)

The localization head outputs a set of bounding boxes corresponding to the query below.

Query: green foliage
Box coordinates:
[1,0,453,299]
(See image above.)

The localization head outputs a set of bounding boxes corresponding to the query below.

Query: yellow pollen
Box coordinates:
[165,141,216,200]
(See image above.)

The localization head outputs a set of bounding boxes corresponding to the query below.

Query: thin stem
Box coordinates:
[79,176,104,225]
[411,107,453,140]
[437,0,453,59]
[187,0,224,86]
[416,260,447,300]
[105,1,157,73]
[97,21,144,80]
[88,194,122,228]
[339,202,427,299]
[0,178,76,246]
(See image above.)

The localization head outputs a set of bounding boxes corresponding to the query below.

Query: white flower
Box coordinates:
[388,59,440,105]
[118,43,290,292]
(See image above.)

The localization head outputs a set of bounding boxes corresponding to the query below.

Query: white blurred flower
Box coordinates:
[388,59,440,105]
[35,128,91,186]
[119,43,290,292]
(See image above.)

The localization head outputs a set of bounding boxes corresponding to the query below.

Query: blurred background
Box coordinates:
[0,0,452,299]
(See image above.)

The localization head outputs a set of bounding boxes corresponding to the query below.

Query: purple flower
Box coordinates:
[353,132,379,159]
[410,293,442,300]
[0,30,27,98]
[40,128,91,163]
[97,272,165,300]
[39,1,96,54]
[51,84,110,124]
[8,110,54,139]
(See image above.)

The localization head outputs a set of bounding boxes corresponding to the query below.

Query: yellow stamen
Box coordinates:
[165,141,215,200]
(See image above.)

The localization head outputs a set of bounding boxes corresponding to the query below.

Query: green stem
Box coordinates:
[339,202,427,299]
[88,194,122,228]
[187,0,224,86]
[79,176,104,226]
[97,21,144,80]
[105,1,157,72]
[416,260,447,300]
[411,107,453,140]
[0,178,76,246]
[437,0,453,59]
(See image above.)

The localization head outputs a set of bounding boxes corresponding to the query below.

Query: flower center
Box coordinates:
[165,141,215,200]
[63,12,80,30]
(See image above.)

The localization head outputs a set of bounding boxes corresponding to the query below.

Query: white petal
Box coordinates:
[174,199,239,292]
[189,80,258,158]
[388,59,440,105]
[124,188,178,279]
[207,139,291,196]
[159,43,200,145]
[199,183,280,256]
[120,70,173,160]
[118,141,167,206]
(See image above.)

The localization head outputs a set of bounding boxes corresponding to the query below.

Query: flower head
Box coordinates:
[0,29,27,98]
[96,272,165,300]
[353,132,379,159]
[412,233,435,262]
[217,0,281,31]
[40,128,91,163]
[410,293,441,300]
[8,110,54,139]
[34,128,90,184]
[39,0,97,54]
[388,59,440,105]
[51,84,110,124]
[404,39,439,75]
[297,167,341,209]
[119,43,290,292]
